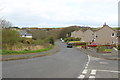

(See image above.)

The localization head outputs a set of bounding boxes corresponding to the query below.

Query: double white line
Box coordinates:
[77,55,90,79]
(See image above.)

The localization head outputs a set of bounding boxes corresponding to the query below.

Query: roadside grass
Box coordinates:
[75,45,85,47]
[68,41,81,43]
[104,49,112,52]
[1,45,54,55]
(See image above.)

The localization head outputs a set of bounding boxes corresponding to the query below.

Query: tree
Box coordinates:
[28,30,47,40]
[49,37,54,45]
[2,29,20,46]
[59,26,80,39]
[0,19,12,29]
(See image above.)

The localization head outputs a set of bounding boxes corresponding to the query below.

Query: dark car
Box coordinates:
[67,43,73,48]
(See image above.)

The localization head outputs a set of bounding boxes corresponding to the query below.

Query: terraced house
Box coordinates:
[71,23,118,45]
[71,29,83,39]
[93,24,118,45]
[81,29,94,43]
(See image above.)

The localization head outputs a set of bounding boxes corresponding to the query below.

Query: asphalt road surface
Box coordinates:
[2,41,88,78]
[2,41,119,79]
[77,56,119,79]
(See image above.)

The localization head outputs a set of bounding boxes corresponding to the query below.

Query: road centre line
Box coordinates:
[77,55,91,79]
[87,55,90,65]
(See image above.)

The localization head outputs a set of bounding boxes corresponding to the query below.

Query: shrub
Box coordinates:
[64,37,81,42]
[2,29,20,45]
[49,37,54,45]
[31,39,45,45]
[117,45,120,50]
[96,46,105,52]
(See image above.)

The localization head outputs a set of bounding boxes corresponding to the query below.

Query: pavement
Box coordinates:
[76,47,120,60]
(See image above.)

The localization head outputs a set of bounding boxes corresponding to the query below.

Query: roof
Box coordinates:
[20,33,32,36]
[25,34,32,36]
[96,25,117,32]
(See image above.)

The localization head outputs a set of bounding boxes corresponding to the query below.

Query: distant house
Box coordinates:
[81,29,94,42]
[21,33,32,38]
[94,24,117,45]
[20,30,32,38]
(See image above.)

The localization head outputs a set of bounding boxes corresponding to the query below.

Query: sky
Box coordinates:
[0,0,119,28]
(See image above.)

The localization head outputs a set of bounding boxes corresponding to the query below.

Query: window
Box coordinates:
[111,33,115,37]
[96,36,98,38]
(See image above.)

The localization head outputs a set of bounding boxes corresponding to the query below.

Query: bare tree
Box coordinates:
[0,19,12,29]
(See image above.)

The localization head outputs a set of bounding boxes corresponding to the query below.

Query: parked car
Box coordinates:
[67,43,73,48]
[88,43,98,47]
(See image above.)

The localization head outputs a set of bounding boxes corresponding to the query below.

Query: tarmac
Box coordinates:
[76,47,120,60]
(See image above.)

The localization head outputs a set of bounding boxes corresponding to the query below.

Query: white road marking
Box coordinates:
[99,62,108,64]
[85,66,88,69]
[91,70,96,75]
[97,70,120,73]
[89,76,95,78]
[77,75,85,79]
[82,69,88,74]
[77,55,91,79]
[87,55,90,65]
[86,64,88,66]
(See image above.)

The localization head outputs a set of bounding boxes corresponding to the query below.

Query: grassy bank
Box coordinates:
[1,45,54,55]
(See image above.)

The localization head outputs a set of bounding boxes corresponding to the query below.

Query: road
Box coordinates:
[2,41,88,78]
[2,41,119,79]
[78,56,119,79]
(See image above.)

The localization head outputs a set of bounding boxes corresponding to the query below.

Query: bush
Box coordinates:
[117,45,120,50]
[64,37,81,42]
[2,29,20,45]
[31,39,45,45]
[96,46,105,52]
[49,37,54,45]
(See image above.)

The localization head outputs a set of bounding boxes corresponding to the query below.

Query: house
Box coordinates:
[81,29,94,42]
[70,23,118,45]
[94,24,117,45]
[20,30,32,38]
[21,33,32,38]
[117,31,120,45]
[71,30,83,39]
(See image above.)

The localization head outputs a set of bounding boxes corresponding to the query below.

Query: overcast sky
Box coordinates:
[0,0,119,28]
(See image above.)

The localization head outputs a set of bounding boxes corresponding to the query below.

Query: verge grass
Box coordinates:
[1,45,54,55]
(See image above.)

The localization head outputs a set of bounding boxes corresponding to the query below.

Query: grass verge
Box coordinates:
[1,45,54,55]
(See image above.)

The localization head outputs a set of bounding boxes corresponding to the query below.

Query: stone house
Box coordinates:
[71,30,83,39]
[71,23,118,45]
[93,25,117,45]
[81,29,94,42]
